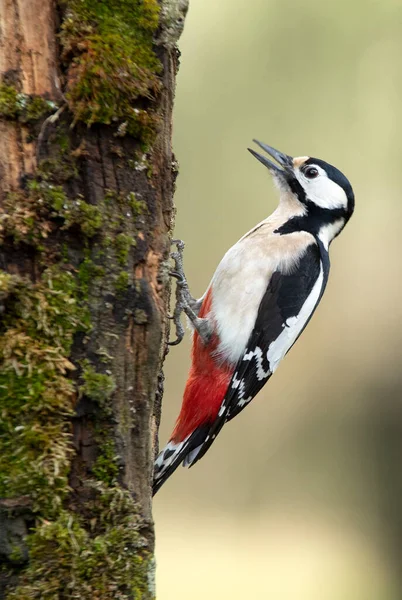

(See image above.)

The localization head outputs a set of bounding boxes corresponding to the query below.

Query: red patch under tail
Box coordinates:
[172,288,234,442]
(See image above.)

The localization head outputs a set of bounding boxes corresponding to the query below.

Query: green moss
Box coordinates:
[115,233,135,266]
[0,268,90,514]
[0,181,104,245]
[28,180,67,212]
[60,0,162,146]
[37,157,78,183]
[35,125,78,186]
[78,256,105,296]
[23,96,55,122]
[8,545,25,565]
[0,92,154,592]
[105,190,146,217]
[102,235,113,248]
[7,486,153,600]
[0,172,153,596]
[0,85,19,118]
[80,360,116,407]
[0,84,57,122]
[0,272,22,302]
[74,200,104,237]
[0,188,50,245]
[127,191,146,215]
[32,181,103,238]
[92,436,119,485]
[115,271,129,292]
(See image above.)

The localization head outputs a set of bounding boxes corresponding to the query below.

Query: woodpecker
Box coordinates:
[153,140,354,495]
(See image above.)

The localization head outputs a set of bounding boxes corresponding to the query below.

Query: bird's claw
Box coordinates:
[168,269,184,283]
[167,239,193,346]
[167,334,184,346]
[167,315,185,346]
[167,238,207,346]
[171,239,185,252]
[168,239,187,346]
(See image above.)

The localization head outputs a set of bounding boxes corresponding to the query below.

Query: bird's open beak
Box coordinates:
[248,140,293,177]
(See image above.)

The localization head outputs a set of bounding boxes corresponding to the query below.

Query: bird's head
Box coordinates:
[248,140,355,242]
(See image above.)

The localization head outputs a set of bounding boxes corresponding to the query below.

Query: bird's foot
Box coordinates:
[168,240,212,346]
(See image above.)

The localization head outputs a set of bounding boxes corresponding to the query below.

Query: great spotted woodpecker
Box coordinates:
[153,140,354,494]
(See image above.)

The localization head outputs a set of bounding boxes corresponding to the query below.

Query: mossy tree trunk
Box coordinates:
[0,1,187,597]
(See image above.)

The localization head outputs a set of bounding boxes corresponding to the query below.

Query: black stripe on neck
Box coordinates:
[275,201,346,238]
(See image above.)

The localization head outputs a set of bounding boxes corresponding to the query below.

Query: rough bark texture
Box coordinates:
[0,0,186,597]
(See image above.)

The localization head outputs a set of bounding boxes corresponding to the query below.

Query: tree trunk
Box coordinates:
[0,1,186,597]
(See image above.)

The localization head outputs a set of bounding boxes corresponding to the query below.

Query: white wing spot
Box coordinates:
[243,346,270,381]
[231,373,240,389]
[237,394,253,408]
[231,372,246,399]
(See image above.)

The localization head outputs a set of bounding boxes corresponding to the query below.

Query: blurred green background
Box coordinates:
[154,0,402,598]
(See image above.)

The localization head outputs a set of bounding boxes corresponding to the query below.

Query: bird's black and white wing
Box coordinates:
[190,241,326,466]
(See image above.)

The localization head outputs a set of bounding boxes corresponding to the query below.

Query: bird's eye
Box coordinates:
[304,166,319,179]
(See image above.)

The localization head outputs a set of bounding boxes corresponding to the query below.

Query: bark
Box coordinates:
[0,1,186,597]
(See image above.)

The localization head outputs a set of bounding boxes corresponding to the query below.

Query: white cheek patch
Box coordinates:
[295,166,348,210]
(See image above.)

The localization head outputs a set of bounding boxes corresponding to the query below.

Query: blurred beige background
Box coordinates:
[154,0,402,598]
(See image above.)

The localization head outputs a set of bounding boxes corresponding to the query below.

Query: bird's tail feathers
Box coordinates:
[153,425,210,495]
[182,444,202,466]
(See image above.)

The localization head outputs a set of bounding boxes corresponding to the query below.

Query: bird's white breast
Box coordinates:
[208,220,317,365]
